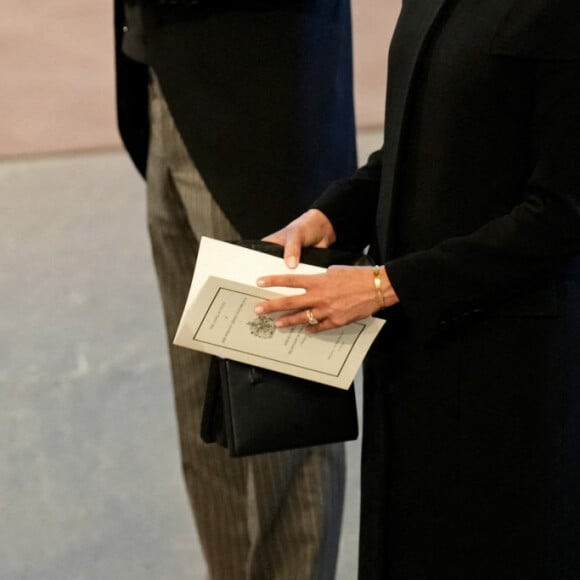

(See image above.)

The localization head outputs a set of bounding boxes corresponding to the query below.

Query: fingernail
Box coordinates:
[254,305,264,314]
[287,256,297,269]
[256,278,266,287]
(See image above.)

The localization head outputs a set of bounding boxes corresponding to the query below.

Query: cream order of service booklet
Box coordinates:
[173,237,385,390]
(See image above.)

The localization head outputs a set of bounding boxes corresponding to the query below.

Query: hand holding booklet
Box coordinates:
[173,237,385,390]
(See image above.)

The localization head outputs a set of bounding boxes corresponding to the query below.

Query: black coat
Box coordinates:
[315,0,580,577]
[114,0,357,238]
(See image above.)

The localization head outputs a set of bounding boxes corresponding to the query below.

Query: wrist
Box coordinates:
[373,265,399,310]
[307,209,336,246]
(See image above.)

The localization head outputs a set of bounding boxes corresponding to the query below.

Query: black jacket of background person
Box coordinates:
[314,0,580,577]
[114,0,357,239]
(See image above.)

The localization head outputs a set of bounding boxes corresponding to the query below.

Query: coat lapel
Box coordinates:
[377,0,453,259]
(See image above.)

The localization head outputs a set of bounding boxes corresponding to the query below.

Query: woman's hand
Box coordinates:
[255,265,399,334]
[263,209,337,269]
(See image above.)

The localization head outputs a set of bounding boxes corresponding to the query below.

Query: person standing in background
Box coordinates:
[114,1,357,579]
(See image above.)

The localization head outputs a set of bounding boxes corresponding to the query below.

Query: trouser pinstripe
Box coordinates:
[145,72,346,580]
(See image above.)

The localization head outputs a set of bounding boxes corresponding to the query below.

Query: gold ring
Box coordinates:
[306,309,319,326]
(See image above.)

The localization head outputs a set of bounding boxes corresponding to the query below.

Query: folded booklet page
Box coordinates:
[173,237,385,390]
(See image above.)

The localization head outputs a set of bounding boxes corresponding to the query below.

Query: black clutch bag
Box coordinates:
[200,240,369,457]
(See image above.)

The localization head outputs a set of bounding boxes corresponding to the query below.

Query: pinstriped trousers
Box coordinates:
[145,72,346,580]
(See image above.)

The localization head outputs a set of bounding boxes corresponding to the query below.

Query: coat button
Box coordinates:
[123,25,128,32]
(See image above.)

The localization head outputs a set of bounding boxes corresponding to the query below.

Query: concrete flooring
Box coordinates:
[0,130,382,580]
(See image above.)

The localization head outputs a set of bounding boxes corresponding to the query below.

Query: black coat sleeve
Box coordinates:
[312,147,383,252]
[114,0,150,177]
[386,55,580,338]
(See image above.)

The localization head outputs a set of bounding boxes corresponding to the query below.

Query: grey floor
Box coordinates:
[0,131,382,580]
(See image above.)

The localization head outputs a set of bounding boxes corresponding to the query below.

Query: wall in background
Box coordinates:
[352,0,400,128]
[0,1,118,157]
[0,0,399,158]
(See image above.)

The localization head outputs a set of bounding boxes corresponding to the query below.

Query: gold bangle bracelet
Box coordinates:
[373,265,385,309]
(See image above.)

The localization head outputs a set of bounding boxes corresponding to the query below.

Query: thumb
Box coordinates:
[283,235,303,269]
